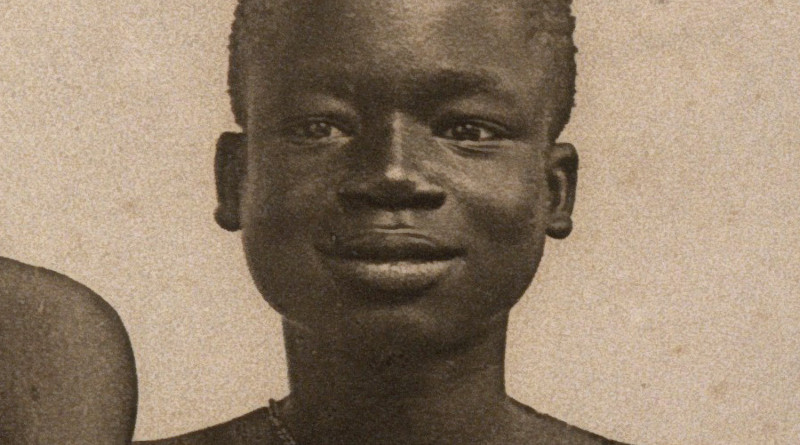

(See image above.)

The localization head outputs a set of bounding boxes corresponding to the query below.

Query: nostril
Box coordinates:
[338,179,446,211]
[413,190,447,210]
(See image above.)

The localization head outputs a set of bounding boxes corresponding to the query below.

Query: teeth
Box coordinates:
[356,260,449,276]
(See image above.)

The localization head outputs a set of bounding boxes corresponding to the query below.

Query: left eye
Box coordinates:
[438,122,503,142]
[286,121,349,142]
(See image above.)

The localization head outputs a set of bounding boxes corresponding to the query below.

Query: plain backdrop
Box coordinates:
[1,1,798,444]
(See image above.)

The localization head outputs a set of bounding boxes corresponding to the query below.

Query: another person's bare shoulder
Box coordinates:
[0,256,137,443]
[135,408,275,445]
[509,398,632,445]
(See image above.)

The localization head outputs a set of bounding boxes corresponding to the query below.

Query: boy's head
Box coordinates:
[215,0,579,350]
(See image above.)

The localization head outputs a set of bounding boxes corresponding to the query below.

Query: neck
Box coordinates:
[279,313,514,445]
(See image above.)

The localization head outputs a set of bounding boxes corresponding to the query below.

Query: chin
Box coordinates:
[299,290,511,358]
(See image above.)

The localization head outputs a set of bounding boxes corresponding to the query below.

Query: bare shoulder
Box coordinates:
[509,398,633,445]
[0,256,125,327]
[134,402,631,445]
[0,256,137,443]
[0,257,131,352]
[135,408,277,445]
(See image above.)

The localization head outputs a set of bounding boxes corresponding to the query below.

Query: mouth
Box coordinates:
[316,230,465,295]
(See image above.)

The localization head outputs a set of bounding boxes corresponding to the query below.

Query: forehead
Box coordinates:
[285,0,529,62]
[242,0,549,93]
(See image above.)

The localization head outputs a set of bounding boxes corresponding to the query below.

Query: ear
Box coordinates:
[545,142,578,239]
[214,132,247,232]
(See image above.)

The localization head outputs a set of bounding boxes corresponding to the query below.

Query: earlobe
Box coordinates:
[545,142,578,240]
[214,132,247,232]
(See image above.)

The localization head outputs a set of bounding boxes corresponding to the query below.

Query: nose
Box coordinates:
[338,113,446,211]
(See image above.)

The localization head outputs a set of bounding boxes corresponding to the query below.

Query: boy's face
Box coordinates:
[221,0,577,348]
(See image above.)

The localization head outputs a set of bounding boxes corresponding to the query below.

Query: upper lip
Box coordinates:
[317,230,464,261]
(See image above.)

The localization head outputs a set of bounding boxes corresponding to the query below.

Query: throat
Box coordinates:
[279,316,513,444]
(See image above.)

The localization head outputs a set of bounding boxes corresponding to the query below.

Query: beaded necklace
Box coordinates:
[267,399,298,445]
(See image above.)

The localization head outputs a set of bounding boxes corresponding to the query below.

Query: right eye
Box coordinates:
[283,120,350,143]
[439,122,502,142]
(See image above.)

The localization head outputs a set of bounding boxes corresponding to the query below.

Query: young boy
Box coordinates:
[1,0,629,443]
[140,0,629,443]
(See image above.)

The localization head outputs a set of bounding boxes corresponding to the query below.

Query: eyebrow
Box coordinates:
[279,64,521,106]
[409,69,518,104]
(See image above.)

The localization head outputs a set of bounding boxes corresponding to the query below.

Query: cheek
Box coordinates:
[441,156,549,248]
[239,151,341,312]
[240,146,339,241]
[459,171,547,313]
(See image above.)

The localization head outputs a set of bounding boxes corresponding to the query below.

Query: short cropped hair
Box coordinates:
[228,0,577,143]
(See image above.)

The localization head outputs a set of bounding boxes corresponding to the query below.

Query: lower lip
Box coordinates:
[324,258,461,294]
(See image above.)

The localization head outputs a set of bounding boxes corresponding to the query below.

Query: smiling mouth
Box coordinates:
[317,231,465,294]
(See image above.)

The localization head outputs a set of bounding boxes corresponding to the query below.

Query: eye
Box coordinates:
[437,121,506,142]
[284,120,350,143]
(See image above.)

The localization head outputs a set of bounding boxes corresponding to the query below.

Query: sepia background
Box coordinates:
[1,1,798,443]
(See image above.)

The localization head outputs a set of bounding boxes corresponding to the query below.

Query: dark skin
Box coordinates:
[0,257,137,445]
[212,0,583,444]
[140,0,626,443]
[2,2,628,443]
